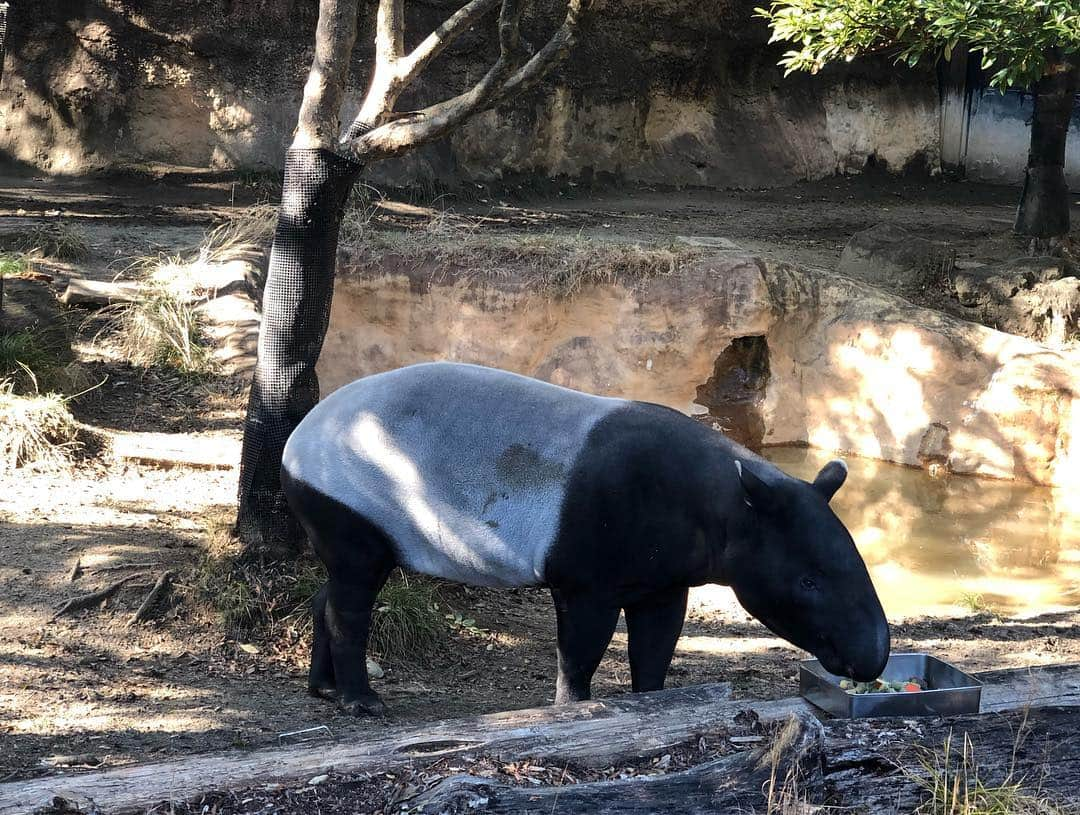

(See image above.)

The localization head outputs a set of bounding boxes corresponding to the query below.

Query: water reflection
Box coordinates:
[764,446,1080,619]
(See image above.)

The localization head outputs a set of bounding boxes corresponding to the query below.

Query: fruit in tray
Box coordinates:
[839,677,924,694]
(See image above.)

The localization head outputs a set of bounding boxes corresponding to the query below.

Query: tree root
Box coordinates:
[51,574,144,621]
[127,571,175,627]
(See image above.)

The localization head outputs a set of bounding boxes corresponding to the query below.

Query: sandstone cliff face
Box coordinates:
[1,1,938,187]
[318,252,1078,489]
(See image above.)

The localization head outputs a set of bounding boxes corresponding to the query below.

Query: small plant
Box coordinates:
[445,610,488,638]
[958,591,994,616]
[903,729,1068,815]
[369,571,445,664]
[0,252,29,278]
[19,221,90,261]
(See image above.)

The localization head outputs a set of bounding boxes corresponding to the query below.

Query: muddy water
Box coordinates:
[763,446,1080,619]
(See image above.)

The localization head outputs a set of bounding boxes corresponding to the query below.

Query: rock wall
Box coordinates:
[319,252,1079,489]
[0,1,939,187]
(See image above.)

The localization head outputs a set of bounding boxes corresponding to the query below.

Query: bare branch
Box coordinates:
[495,0,585,102]
[346,0,588,163]
[376,0,406,63]
[396,0,501,82]
[294,0,362,149]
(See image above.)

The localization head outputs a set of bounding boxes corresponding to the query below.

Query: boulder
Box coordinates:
[949,256,1079,345]
[321,249,1079,488]
[838,223,953,294]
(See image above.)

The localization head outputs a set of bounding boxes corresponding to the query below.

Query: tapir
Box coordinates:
[282,361,890,716]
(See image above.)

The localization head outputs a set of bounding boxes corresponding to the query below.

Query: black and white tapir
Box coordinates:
[282,361,890,716]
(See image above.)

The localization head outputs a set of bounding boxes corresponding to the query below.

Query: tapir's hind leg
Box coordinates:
[551,590,620,704]
[324,565,392,716]
[625,587,688,693]
[284,472,396,716]
[308,583,334,697]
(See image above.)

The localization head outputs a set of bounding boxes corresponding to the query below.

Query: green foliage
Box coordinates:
[756,0,1080,90]
[369,571,446,664]
[0,253,29,278]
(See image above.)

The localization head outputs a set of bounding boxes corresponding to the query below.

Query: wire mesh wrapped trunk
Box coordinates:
[237,148,362,555]
[0,4,9,89]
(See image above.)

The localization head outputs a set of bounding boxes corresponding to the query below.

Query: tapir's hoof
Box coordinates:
[308,683,338,700]
[340,694,387,717]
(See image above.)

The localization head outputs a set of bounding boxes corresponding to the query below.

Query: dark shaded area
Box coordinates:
[1014,61,1079,238]
[695,335,769,449]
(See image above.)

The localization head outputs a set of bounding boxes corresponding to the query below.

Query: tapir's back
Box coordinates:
[282,362,625,586]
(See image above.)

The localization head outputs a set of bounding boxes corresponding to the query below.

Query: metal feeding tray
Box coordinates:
[800,653,982,718]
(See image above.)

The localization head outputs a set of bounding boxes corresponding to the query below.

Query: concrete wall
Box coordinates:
[0,0,940,188]
[939,50,1080,186]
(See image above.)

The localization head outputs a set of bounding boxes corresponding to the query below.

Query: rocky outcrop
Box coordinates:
[838,223,953,295]
[320,250,1079,488]
[2,2,939,186]
[948,256,1080,346]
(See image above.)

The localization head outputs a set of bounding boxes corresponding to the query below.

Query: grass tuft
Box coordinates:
[0,382,89,470]
[338,209,697,299]
[99,288,214,376]
[903,728,1069,815]
[192,514,445,665]
[369,571,445,665]
[18,222,91,261]
[0,329,69,394]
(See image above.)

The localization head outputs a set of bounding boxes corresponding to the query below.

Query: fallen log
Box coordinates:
[59,279,144,308]
[823,705,1080,814]
[4,663,1079,815]
[409,714,824,815]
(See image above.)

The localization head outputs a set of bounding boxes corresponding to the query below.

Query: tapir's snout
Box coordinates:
[830,605,890,682]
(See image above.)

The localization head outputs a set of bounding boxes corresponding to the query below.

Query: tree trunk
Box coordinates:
[0,3,8,90]
[234,0,587,555]
[235,148,361,556]
[1014,60,1079,238]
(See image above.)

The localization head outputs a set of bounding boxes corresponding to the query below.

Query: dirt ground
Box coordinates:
[0,169,1078,785]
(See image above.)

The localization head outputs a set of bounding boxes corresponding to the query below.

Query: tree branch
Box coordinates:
[294,0,362,150]
[396,0,501,83]
[493,0,585,103]
[376,0,406,63]
[345,0,586,162]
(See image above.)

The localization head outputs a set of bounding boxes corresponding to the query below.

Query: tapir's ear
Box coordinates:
[812,459,848,502]
[734,460,774,510]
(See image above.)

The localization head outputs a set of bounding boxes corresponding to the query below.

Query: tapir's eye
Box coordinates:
[800,576,818,591]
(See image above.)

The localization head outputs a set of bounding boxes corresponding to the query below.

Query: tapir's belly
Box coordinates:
[282,363,624,587]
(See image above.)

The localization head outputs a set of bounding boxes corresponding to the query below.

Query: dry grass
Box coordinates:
[17,221,91,261]
[338,206,698,298]
[903,724,1069,815]
[95,286,214,376]
[198,204,277,263]
[0,382,89,471]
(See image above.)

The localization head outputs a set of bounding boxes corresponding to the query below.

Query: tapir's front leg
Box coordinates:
[551,589,620,704]
[625,587,688,693]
